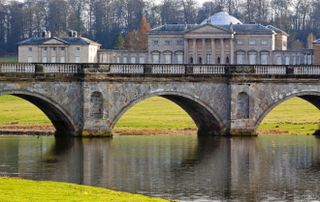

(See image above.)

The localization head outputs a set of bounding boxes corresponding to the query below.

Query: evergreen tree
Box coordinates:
[115,33,125,50]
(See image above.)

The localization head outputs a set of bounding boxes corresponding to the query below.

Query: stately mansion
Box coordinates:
[19,10,316,65]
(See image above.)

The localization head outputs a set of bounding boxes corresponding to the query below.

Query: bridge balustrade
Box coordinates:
[254,66,287,75]
[151,65,185,75]
[293,66,320,75]
[0,63,35,73]
[42,64,79,73]
[193,65,225,75]
[110,64,144,74]
[1,63,320,76]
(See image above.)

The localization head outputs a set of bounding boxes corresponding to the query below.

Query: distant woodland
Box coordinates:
[0,0,319,54]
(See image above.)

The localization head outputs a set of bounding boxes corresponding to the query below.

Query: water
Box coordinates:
[1,135,320,201]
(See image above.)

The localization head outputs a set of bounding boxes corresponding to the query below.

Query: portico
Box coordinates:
[184,24,234,64]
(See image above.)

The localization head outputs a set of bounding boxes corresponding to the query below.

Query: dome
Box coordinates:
[201,11,242,25]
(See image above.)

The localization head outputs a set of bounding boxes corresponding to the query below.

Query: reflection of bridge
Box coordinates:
[0,63,319,136]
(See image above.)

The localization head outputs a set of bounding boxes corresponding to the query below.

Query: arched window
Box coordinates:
[236,52,245,64]
[189,57,194,64]
[152,52,160,64]
[198,57,202,64]
[226,56,230,64]
[237,92,249,119]
[90,92,103,119]
[217,57,221,64]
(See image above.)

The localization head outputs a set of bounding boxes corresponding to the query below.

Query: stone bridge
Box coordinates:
[0,63,319,136]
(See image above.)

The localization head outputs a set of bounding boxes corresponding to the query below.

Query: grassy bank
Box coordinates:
[0,95,318,135]
[0,178,169,202]
[0,55,18,63]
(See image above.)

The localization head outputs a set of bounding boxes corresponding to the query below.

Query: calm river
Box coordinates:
[1,135,320,201]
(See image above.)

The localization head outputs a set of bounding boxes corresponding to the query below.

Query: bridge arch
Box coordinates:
[0,90,77,136]
[255,91,320,130]
[111,91,226,136]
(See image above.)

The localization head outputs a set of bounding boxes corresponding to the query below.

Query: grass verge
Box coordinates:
[0,177,169,202]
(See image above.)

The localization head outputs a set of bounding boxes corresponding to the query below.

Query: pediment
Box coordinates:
[42,38,66,45]
[185,24,232,35]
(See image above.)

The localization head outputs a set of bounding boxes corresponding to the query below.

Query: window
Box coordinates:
[308,54,312,65]
[139,56,145,64]
[285,56,290,65]
[198,57,202,64]
[217,57,221,64]
[176,40,183,45]
[152,52,160,64]
[51,47,56,51]
[176,53,183,64]
[165,40,171,46]
[51,56,56,63]
[206,54,211,64]
[75,56,80,63]
[237,52,245,64]
[237,40,244,45]
[249,52,257,64]
[60,56,65,63]
[42,47,48,55]
[76,47,80,51]
[28,47,32,52]
[189,57,193,64]
[116,57,121,63]
[153,40,159,46]
[130,56,136,63]
[292,56,296,65]
[249,40,256,45]
[260,53,269,65]
[226,56,230,64]
[276,55,282,65]
[61,47,65,51]
[261,40,268,45]
[164,53,172,64]
[27,56,32,63]
[123,57,128,63]
[42,56,47,63]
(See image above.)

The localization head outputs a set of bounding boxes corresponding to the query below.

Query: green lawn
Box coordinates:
[0,178,169,202]
[0,55,18,63]
[116,97,196,129]
[0,95,318,135]
[259,98,320,135]
[0,95,50,125]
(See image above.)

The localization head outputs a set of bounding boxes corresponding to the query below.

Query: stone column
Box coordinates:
[211,39,216,64]
[230,39,234,64]
[202,39,206,64]
[220,39,225,64]
[193,39,197,64]
[184,39,188,64]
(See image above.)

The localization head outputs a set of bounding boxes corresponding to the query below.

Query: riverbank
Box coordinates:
[0,178,169,202]
[0,95,318,136]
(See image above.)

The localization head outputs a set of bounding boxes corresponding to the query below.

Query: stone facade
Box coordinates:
[18,31,101,63]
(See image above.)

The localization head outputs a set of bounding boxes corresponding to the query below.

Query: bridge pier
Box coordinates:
[81,129,113,137]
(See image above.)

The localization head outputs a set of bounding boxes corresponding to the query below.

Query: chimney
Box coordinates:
[69,30,78,37]
[42,31,51,38]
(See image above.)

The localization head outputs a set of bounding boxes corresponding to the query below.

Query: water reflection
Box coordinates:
[1,135,320,201]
